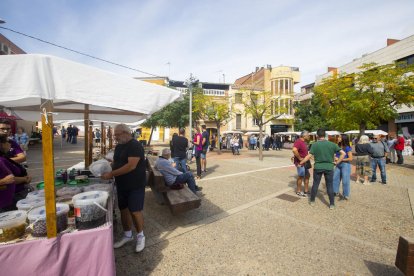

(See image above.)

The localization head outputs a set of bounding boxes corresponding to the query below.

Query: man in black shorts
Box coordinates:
[102,124,146,252]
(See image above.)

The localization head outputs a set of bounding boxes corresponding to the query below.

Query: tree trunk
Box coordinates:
[259,125,263,161]
[359,122,366,136]
[147,127,154,146]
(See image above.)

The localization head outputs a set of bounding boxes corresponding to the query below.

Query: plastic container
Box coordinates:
[56,186,83,197]
[72,191,108,230]
[28,203,69,237]
[26,190,45,199]
[0,210,27,242]
[83,183,112,193]
[16,197,45,211]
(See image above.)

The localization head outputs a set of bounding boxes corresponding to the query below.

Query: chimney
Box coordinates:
[387,38,400,46]
[328,67,337,73]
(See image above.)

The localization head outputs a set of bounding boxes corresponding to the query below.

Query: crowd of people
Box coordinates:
[293,129,412,209]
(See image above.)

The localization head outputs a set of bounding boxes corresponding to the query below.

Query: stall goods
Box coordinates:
[26,190,45,199]
[36,180,64,190]
[83,184,112,193]
[72,191,108,230]
[0,210,27,242]
[16,198,45,211]
[28,203,69,237]
[56,186,83,197]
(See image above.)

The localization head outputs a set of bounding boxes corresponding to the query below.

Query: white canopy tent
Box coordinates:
[344,130,388,135]
[244,131,260,136]
[0,54,181,238]
[310,130,342,136]
[221,130,243,135]
[0,54,180,122]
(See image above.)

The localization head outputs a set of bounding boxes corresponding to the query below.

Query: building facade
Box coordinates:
[229,65,300,134]
[316,35,414,136]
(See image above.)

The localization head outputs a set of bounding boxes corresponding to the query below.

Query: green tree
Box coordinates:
[294,93,330,131]
[193,94,232,153]
[239,89,284,160]
[314,62,414,135]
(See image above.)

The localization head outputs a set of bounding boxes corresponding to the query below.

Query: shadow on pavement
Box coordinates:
[363,260,402,276]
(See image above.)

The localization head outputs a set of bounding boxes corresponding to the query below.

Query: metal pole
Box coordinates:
[189,82,192,140]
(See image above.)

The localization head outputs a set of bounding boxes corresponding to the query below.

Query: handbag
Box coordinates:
[304,160,312,169]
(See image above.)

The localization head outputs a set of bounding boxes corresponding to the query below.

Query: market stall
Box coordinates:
[0,54,181,275]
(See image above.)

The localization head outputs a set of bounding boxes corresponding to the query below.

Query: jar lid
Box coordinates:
[16,198,45,210]
[72,191,109,206]
[0,210,27,228]
[26,190,45,199]
[28,203,69,221]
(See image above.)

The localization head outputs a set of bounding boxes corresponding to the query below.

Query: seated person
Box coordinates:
[0,155,32,212]
[155,148,202,194]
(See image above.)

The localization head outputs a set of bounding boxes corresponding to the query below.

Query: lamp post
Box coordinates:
[184,74,198,139]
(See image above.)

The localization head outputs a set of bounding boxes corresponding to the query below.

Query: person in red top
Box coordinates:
[292,131,310,197]
[394,134,405,164]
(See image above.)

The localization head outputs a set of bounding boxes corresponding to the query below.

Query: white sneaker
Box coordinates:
[114,235,134,249]
[135,235,145,253]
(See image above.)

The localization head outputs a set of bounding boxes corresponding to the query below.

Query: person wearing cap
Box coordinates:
[292,131,310,197]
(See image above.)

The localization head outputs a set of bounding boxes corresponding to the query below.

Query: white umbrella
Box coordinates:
[222,130,243,135]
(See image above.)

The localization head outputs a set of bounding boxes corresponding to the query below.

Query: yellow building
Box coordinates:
[228,65,300,134]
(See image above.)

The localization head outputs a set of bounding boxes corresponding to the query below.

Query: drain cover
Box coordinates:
[276,193,300,202]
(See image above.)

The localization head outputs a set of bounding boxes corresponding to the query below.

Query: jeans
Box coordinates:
[389,148,396,163]
[311,169,335,206]
[175,173,198,193]
[371,157,386,183]
[396,150,404,164]
[174,157,187,173]
[195,153,201,177]
[333,162,351,197]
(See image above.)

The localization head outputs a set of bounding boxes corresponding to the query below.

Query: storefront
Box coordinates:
[395,112,414,136]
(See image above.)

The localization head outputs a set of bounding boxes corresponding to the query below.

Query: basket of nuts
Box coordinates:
[0,210,27,242]
[28,203,69,237]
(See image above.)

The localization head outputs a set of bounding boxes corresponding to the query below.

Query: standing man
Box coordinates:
[67,125,73,143]
[102,124,146,252]
[292,131,310,197]
[71,125,79,144]
[300,129,345,209]
[370,134,389,184]
[201,125,209,173]
[172,128,189,172]
[394,134,405,164]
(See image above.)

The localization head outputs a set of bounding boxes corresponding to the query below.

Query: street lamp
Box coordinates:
[184,74,198,139]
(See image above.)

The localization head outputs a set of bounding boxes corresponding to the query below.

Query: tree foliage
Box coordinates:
[193,93,232,153]
[238,89,284,160]
[314,62,414,134]
[294,93,330,131]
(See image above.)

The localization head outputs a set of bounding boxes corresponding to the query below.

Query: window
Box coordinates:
[235,93,242,104]
[236,114,241,129]
[252,118,260,126]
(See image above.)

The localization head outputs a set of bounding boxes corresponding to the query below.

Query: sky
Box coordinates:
[1,0,414,92]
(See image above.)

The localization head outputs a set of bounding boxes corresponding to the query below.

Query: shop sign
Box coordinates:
[395,112,414,123]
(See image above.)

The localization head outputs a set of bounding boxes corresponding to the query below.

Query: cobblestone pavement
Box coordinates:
[26,139,414,275]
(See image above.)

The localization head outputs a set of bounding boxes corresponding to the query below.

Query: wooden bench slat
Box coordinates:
[146,156,201,215]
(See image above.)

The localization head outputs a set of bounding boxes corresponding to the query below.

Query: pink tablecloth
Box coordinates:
[0,224,115,276]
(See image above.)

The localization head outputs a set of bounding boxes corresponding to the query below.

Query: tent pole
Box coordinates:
[41,99,57,238]
[88,125,93,165]
[84,104,90,168]
[101,122,105,156]
[108,126,113,150]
